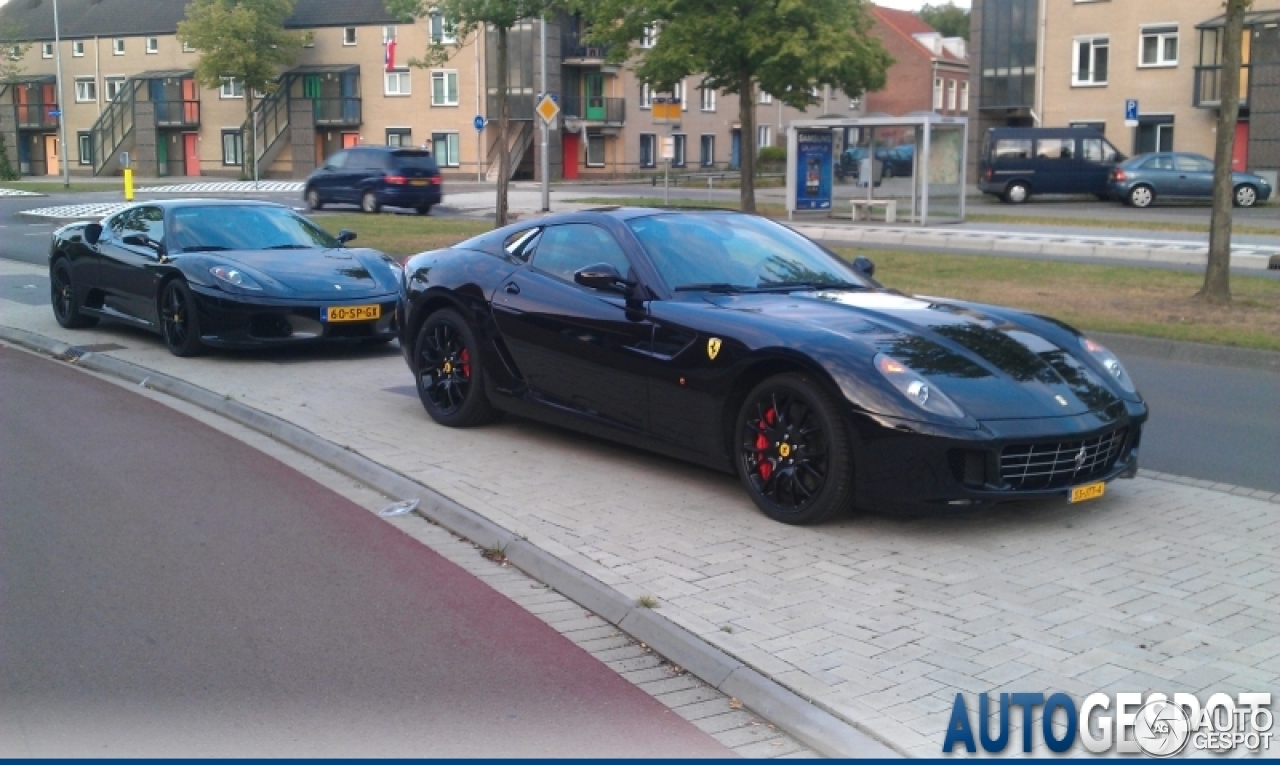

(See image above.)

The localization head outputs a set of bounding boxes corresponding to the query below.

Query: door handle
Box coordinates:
[504,282,520,295]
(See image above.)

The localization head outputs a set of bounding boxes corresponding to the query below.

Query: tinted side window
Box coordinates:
[1175,156,1212,173]
[108,206,164,243]
[1081,138,1118,163]
[994,139,1032,160]
[1142,155,1175,171]
[503,227,542,261]
[531,224,631,284]
[325,150,348,169]
[1035,139,1074,160]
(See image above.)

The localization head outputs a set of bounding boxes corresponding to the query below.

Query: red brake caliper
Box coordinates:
[460,349,471,379]
[755,407,776,480]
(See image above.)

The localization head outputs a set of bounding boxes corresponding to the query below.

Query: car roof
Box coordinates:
[118,198,286,211]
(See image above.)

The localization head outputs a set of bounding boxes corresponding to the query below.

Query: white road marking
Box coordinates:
[0,188,44,197]
[136,181,304,194]
[18,203,130,220]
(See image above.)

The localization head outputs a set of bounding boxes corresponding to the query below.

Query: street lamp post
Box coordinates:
[52,0,71,188]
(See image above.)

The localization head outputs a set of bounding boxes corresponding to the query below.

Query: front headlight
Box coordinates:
[210,265,264,291]
[874,353,967,419]
[1080,337,1136,393]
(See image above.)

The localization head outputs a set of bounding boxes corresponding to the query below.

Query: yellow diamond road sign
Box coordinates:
[536,94,560,124]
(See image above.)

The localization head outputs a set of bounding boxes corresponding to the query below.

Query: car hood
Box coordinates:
[205,248,398,298]
[711,289,1122,420]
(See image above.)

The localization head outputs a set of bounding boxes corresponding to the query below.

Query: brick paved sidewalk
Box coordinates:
[2,257,1276,756]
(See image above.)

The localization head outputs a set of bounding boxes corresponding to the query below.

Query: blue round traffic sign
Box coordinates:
[474,115,486,131]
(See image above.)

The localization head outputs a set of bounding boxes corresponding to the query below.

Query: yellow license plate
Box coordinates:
[325,304,381,322]
[411,179,429,186]
[1069,482,1106,504]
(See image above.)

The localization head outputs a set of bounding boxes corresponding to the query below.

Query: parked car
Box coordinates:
[304,146,443,215]
[397,209,1147,525]
[1107,152,1273,208]
[49,200,402,356]
[978,127,1125,203]
[835,146,913,182]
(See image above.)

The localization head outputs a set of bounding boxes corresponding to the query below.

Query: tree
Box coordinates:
[387,0,559,227]
[918,3,970,41]
[177,0,306,179]
[578,0,891,213]
[1201,0,1252,304]
[0,21,31,181]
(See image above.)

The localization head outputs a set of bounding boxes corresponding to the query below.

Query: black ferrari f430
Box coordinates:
[49,200,402,356]
[398,208,1147,524]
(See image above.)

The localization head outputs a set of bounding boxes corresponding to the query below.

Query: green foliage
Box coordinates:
[758,146,786,163]
[0,133,18,181]
[177,0,306,95]
[917,3,970,41]
[1,19,31,84]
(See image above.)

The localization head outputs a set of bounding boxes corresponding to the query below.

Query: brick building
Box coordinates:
[864,5,969,119]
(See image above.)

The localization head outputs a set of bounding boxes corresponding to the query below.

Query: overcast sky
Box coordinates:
[875,0,972,10]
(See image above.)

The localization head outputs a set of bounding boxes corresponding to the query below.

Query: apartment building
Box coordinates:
[968,0,1280,183]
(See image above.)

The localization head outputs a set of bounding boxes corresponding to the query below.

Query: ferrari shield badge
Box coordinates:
[707,337,722,360]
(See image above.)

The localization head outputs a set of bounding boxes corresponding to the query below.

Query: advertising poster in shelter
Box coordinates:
[795,130,833,210]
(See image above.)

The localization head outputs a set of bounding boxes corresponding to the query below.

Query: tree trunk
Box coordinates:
[495,25,510,227]
[738,70,756,213]
[244,91,256,181]
[1201,0,1249,304]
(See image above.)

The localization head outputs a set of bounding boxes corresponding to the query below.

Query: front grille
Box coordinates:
[1001,427,1129,491]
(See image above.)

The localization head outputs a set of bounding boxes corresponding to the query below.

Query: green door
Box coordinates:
[585,74,605,121]
[157,136,168,177]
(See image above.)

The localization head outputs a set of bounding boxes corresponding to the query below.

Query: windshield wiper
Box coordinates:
[673,283,748,293]
[264,244,315,250]
[179,245,230,252]
[751,280,866,292]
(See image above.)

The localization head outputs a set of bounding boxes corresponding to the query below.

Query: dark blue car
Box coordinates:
[1108,152,1272,208]
[304,146,443,215]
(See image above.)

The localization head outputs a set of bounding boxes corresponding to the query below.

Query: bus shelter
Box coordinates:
[785,113,968,226]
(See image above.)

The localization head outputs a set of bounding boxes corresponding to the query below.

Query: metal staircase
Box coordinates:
[485,121,534,182]
[89,80,139,176]
[243,83,291,174]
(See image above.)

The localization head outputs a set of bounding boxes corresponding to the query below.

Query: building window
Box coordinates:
[74,77,97,103]
[946,79,957,111]
[758,90,771,105]
[7,45,18,61]
[222,130,243,165]
[183,40,196,53]
[757,124,771,150]
[1073,36,1110,86]
[585,132,605,167]
[386,128,412,147]
[42,42,53,58]
[146,37,158,54]
[78,132,92,165]
[431,70,458,105]
[672,133,686,167]
[850,97,861,111]
[672,80,686,111]
[1136,117,1174,154]
[343,27,357,46]
[1140,26,1178,67]
[640,25,657,49]
[385,69,411,96]
[383,26,397,43]
[700,86,715,112]
[960,81,969,112]
[933,77,944,109]
[220,77,244,98]
[432,132,460,166]
[430,14,456,44]
[112,38,125,55]
[104,76,127,102]
[700,134,714,167]
[639,133,656,167]
[73,40,85,57]
[639,83,653,109]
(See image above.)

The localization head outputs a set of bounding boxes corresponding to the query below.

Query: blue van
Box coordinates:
[978,127,1126,203]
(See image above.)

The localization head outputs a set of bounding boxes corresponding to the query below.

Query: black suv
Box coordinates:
[304,146,443,214]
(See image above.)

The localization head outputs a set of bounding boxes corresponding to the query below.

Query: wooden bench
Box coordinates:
[850,199,897,223]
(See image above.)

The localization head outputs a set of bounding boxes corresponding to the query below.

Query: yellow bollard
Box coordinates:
[124,168,134,201]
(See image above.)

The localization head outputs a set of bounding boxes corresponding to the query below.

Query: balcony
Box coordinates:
[561,29,610,64]
[561,95,625,125]
[16,103,58,129]
[154,100,201,128]
[312,97,361,126]
[1193,65,1250,108]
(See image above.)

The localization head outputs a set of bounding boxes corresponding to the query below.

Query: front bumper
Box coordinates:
[850,402,1147,514]
[188,285,400,348]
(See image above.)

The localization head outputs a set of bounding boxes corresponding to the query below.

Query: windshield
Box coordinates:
[626,213,867,292]
[168,206,340,252]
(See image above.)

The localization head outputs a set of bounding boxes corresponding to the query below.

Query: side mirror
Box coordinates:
[83,223,102,245]
[336,229,357,245]
[853,256,876,279]
[574,263,633,293]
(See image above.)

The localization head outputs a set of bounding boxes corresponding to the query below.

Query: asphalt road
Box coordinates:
[0,346,732,757]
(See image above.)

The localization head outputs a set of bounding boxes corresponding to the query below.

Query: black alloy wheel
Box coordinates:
[50,259,97,329]
[414,309,500,427]
[734,373,854,525]
[160,280,206,357]
[416,203,433,216]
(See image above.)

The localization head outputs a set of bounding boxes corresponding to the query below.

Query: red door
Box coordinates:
[1233,122,1249,172]
[563,133,579,179]
[342,133,360,149]
[184,133,200,176]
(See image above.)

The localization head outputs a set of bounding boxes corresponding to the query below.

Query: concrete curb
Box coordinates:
[0,325,901,759]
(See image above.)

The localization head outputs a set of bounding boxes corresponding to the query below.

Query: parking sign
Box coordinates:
[1125,100,1139,128]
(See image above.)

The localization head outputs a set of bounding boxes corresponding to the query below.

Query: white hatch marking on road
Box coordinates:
[18,203,130,220]
[0,188,44,197]
[136,181,305,194]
